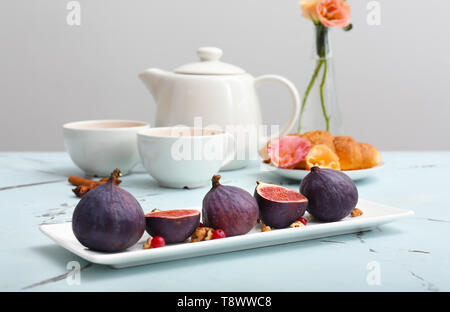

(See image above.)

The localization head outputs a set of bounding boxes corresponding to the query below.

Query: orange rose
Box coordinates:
[299,0,321,22]
[316,0,351,28]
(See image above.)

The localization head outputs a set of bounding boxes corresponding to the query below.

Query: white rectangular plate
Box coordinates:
[40,199,413,269]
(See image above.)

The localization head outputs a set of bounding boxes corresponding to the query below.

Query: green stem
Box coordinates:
[298,24,331,133]
[319,59,330,131]
[297,59,323,133]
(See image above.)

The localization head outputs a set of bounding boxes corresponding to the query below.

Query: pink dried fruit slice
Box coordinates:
[267,136,311,169]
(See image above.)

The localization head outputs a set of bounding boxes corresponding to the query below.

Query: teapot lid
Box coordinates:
[174,47,245,75]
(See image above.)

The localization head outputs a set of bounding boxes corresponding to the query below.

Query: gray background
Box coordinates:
[1,0,449,151]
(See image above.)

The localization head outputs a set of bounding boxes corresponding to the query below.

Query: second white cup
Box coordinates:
[137,127,235,188]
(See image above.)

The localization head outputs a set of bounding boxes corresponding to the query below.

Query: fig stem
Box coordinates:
[108,168,122,183]
[211,174,221,186]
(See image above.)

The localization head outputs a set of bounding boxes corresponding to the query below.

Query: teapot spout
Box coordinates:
[138,68,169,100]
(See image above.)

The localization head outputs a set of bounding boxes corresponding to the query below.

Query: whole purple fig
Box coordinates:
[72,169,145,252]
[300,167,358,222]
[202,175,258,237]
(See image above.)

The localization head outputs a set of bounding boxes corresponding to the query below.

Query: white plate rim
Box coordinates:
[260,162,385,180]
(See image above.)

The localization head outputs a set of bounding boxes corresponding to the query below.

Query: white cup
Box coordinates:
[63,120,150,176]
[137,127,235,188]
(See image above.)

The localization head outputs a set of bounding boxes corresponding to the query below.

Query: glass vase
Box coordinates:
[297,24,342,134]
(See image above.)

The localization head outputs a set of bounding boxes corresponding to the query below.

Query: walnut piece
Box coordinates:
[289,221,306,228]
[191,226,214,242]
[143,238,152,249]
[351,208,363,217]
[261,223,272,232]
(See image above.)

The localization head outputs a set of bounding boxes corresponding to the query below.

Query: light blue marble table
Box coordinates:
[0,152,449,291]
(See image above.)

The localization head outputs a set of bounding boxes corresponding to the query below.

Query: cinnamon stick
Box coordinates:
[69,175,121,197]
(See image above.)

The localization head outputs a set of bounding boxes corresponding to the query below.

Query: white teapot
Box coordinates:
[139,47,300,170]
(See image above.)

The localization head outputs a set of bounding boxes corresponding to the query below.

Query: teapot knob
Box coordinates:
[197,47,223,62]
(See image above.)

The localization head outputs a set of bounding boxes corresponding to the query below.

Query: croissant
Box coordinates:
[291,130,335,152]
[333,136,363,170]
[359,142,382,169]
[333,136,381,170]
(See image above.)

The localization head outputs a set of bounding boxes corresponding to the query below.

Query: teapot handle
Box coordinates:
[254,75,301,138]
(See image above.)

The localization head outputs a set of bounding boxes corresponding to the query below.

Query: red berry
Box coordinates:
[297,217,307,225]
[151,236,165,248]
[212,229,226,239]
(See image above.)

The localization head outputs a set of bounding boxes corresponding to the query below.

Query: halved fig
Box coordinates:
[145,209,200,243]
[267,136,311,169]
[254,181,308,228]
